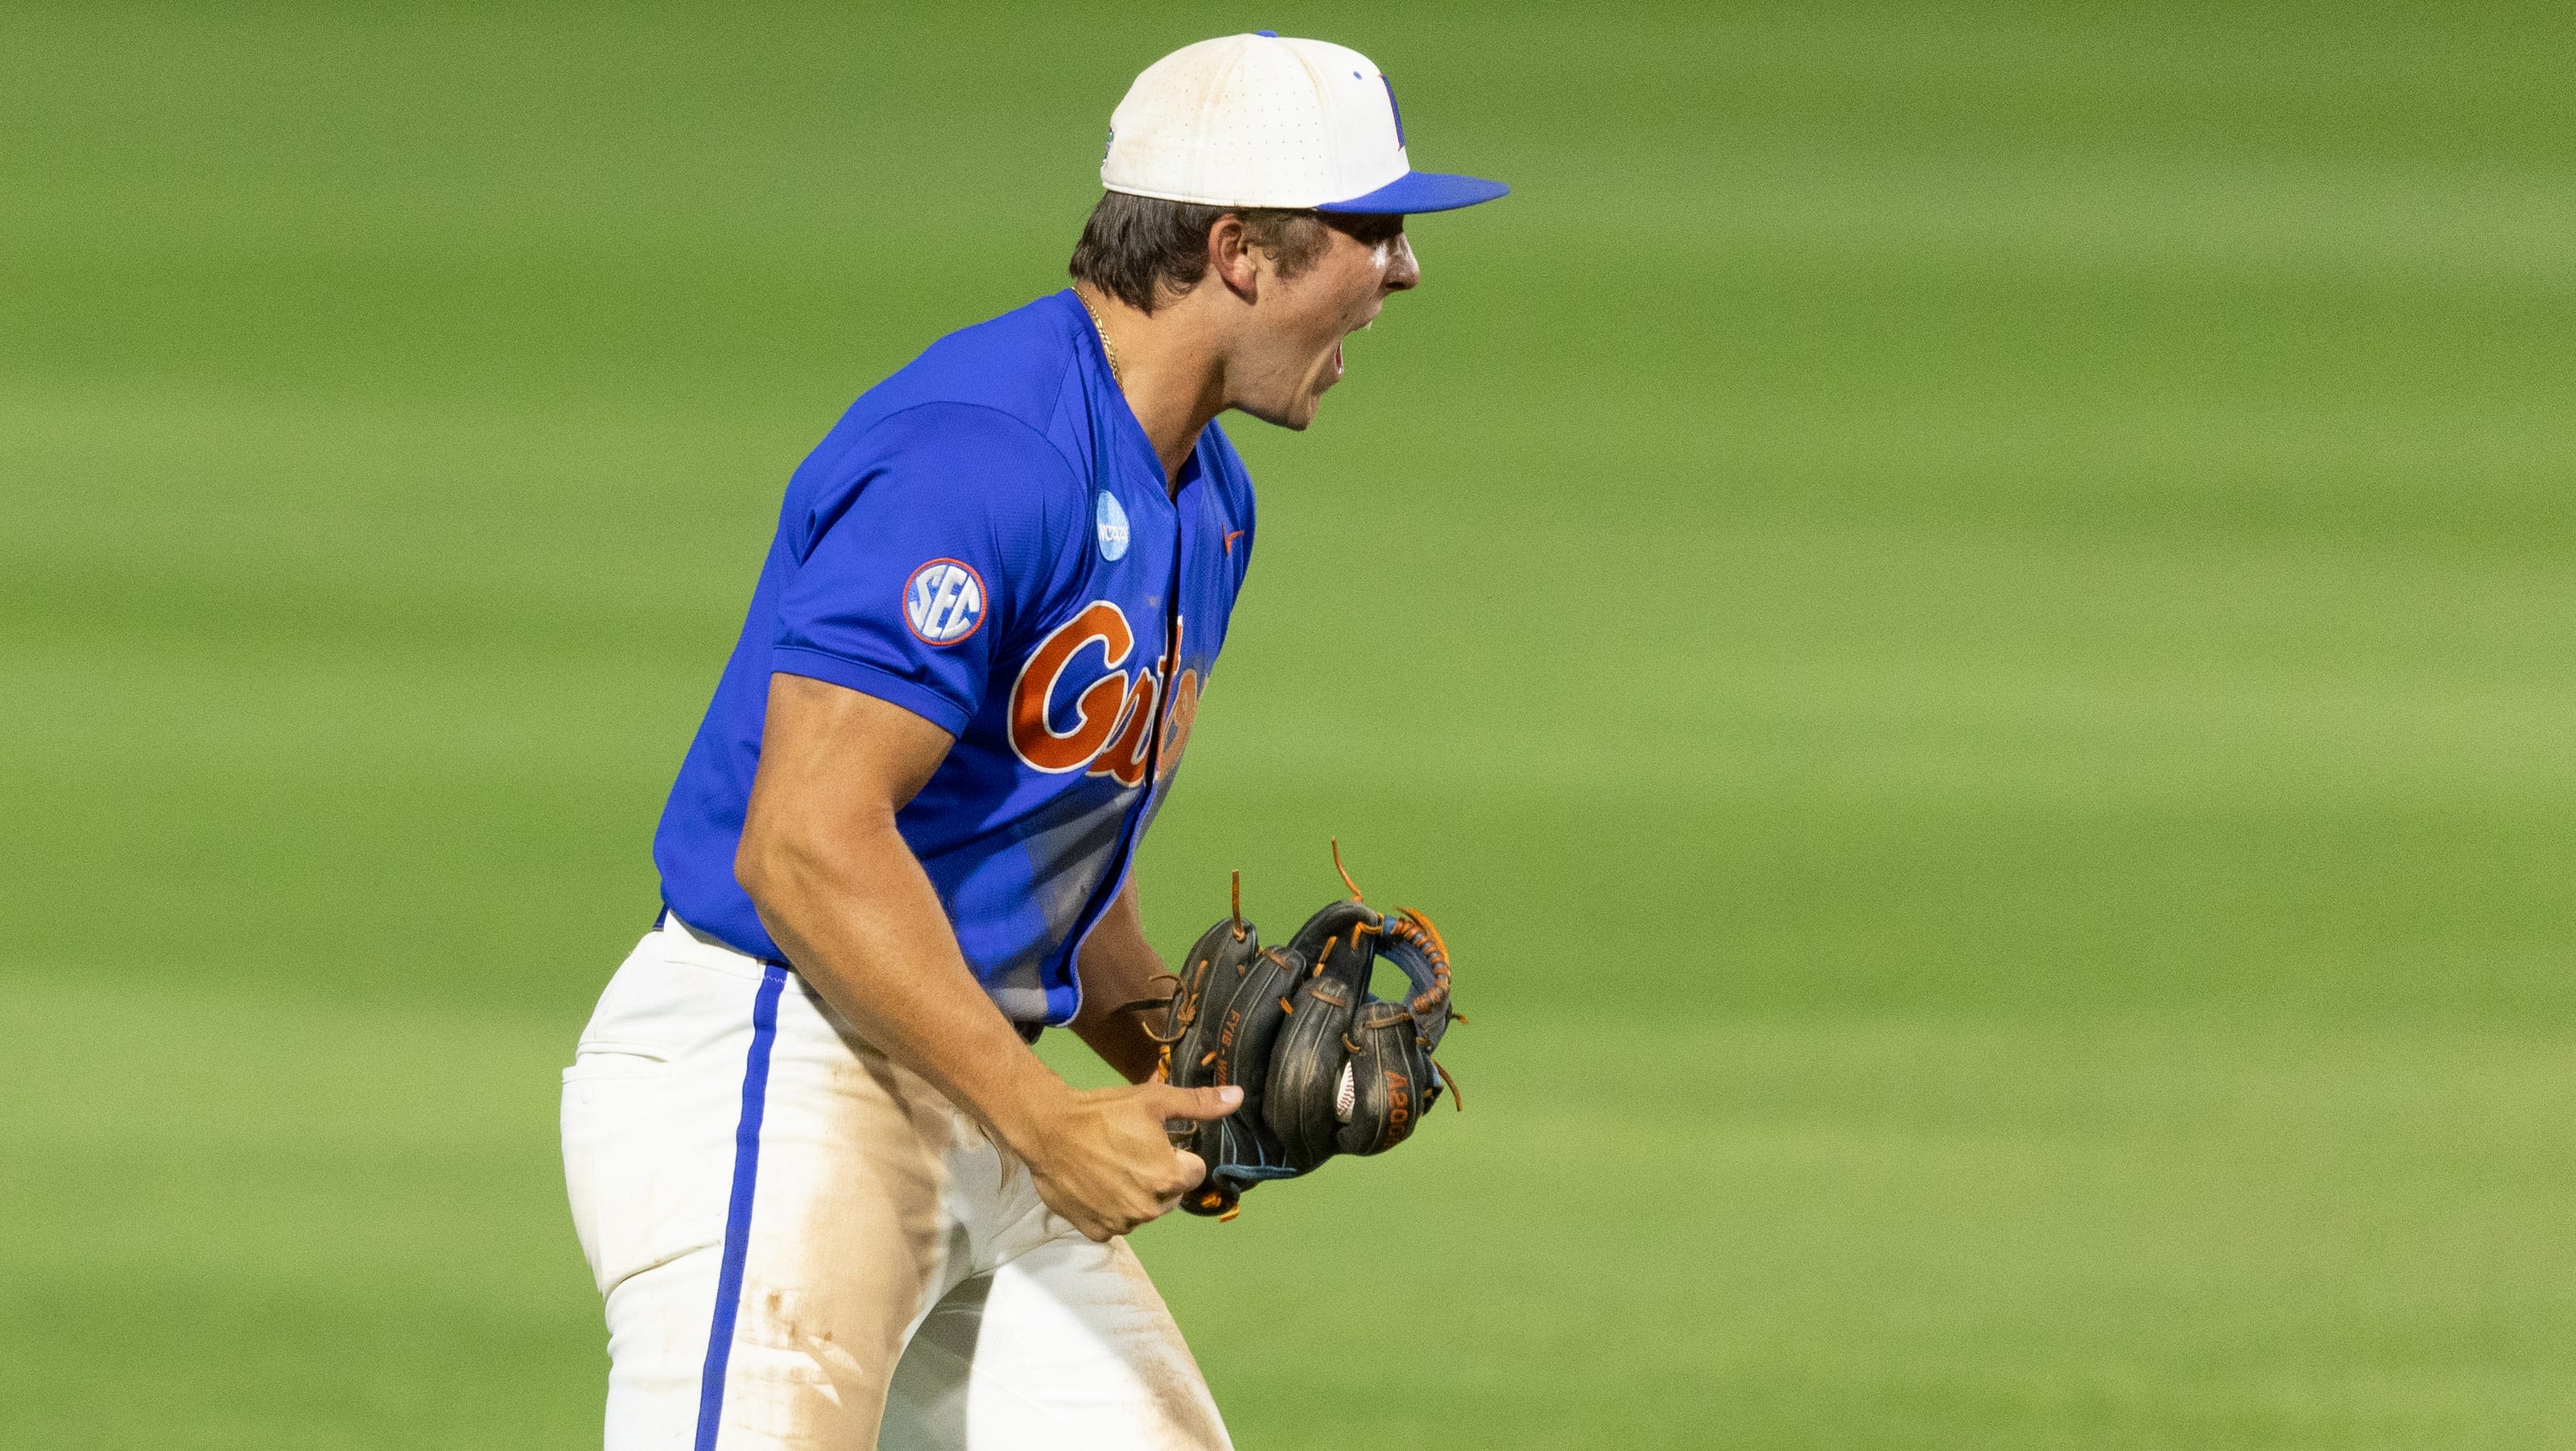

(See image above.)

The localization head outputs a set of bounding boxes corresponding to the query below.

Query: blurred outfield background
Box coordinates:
[6,2,2574,1446]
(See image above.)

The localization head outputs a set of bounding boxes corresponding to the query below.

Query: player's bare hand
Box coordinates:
[1022,1082,1241,1242]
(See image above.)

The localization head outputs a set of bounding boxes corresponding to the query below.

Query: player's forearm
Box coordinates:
[1070,881,1170,1085]
[738,811,1073,1158]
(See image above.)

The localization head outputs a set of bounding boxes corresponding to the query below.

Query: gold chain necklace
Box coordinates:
[1076,290,1122,382]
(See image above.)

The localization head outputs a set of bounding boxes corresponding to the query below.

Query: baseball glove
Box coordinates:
[1146,847,1460,1219]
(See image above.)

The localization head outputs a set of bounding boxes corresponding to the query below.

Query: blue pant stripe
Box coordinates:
[693,962,789,1451]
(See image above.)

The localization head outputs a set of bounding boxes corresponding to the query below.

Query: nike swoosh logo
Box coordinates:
[1224,530,1245,554]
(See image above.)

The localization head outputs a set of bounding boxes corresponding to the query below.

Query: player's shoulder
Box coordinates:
[786,296,1093,529]
[799,293,1088,478]
[850,291,1088,445]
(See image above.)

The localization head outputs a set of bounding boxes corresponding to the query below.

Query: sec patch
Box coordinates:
[903,559,987,646]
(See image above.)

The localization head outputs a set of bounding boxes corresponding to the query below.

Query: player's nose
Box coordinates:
[1385,234,1420,292]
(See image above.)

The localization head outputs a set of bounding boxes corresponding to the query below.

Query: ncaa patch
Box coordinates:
[1095,490,1130,561]
[903,558,987,646]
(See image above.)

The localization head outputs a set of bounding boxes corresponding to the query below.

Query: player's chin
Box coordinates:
[1243,386,1331,432]
[1289,350,1346,425]
[1238,359,1342,431]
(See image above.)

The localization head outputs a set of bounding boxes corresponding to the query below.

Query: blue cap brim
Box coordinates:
[1315,170,1509,215]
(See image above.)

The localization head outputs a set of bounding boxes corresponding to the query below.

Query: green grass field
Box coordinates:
[6,2,2574,1445]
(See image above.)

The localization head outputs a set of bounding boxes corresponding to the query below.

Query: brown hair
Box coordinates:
[1067,191,1331,314]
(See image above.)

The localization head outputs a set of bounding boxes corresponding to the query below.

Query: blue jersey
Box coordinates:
[653,291,1256,1024]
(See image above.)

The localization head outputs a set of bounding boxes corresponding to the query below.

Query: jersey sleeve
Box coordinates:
[770,403,1081,736]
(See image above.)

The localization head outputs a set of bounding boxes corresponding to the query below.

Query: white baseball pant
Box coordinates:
[560,914,1232,1449]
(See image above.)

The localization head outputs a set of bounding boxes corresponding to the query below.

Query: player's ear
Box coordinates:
[1208,213,1261,302]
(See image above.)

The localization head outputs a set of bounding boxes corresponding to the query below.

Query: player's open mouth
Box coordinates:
[1319,306,1381,393]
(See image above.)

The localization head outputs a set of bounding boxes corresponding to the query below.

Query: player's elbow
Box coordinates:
[733,824,780,911]
[734,797,896,930]
[735,808,819,919]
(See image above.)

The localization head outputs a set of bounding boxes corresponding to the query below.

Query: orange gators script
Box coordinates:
[1008,601,1199,788]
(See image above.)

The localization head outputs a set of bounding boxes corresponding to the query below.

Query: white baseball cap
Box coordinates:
[1101,32,1508,214]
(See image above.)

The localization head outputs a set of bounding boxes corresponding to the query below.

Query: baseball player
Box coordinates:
[559,32,1504,1449]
